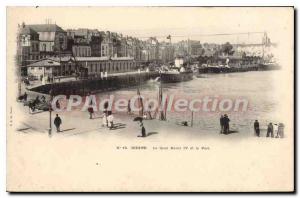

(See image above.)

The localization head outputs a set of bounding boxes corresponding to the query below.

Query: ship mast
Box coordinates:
[158,70,166,120]
[137,68,144,116]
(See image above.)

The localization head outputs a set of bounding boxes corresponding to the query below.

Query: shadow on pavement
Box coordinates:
[109,126,126,130]
[60,128,76,132]
[29,110,45,115]
[147,132,159,137]
[223,130,239,135]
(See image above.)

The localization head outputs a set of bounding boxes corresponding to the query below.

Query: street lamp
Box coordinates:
[48,89,53,137]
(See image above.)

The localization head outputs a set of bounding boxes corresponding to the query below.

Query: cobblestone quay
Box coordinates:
[30,71,159,96]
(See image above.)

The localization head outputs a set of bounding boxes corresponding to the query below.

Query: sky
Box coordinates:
[7,7,293,44]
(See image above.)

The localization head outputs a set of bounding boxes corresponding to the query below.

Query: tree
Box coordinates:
[242,52,247,58]
[221,42,235,56]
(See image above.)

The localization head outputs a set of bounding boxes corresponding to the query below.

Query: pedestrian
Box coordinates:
[127,99,131,114]
[254,120,260,137]
[274,124,279,138]
[54,114,62,132]
[220,115,224,134]
[147,104,152,119]
[88,99,95,119]
[223,114,230,134]
[266,123,274,137]
[140,120,146,137]
[88,107,94,119]
[23,92,27,102]
[278,123,285,138]
[143,113,147,120]
[102,113,108,127]
[107,112,114,130]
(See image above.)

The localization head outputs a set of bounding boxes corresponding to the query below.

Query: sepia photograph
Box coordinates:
[6,6,294,192]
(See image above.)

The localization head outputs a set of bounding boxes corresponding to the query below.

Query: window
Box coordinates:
[58,34,64,48]
[42,43,46,52]
[38,67,42,70]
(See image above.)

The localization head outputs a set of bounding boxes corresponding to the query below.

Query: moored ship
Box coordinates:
[159,57,194,83]
[160,69,193,83]
[258,62,281,70]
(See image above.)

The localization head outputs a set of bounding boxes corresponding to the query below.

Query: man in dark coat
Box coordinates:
[23,92,27,102]
[88,107,94,119]
[254,120,260,137]
[127,99,131,114]
[220,115,224,134]
[223,114,230,134]
[54,114,62,132]
[140,120,146,137]
[266,122,274,137]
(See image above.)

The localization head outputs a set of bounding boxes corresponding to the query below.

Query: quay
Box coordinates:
[198,63,280,74]
[28,70,159,96]
[27,64,281,96]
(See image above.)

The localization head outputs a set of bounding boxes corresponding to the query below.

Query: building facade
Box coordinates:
[17,23,40,75]
[76,57,138,76]
[100,31,115,57]
[26,56,139,80]
[72,45,92,57]
[67,28,102,57]
[158,42,175,64]
[27,24,68,54]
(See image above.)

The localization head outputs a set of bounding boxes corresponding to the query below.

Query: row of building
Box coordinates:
[17,22,276,79]
[17,22,175,68]
[26,56,139,81]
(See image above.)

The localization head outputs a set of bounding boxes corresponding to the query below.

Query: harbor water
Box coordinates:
[97,70,281,136]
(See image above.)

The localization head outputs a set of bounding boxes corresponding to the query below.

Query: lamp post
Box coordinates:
[48,89,53,137]
[158,70,165,121]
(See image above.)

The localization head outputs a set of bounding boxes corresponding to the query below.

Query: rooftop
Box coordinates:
[27,59,61,67]
[75,56,134,61]
[27,24,66,33]
[19,26,38,35]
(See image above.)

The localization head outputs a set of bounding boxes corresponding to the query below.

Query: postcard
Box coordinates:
[6,7,294,192]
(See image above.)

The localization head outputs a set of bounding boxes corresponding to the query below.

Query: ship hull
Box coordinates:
[160,71,193,83]
[258,63,281,71]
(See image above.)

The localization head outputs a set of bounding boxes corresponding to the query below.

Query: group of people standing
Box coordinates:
[254,120,284,138]
[53,110,115,133]
[86,101,114,130]
[219,115,285,138]
[220,114,230,134]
